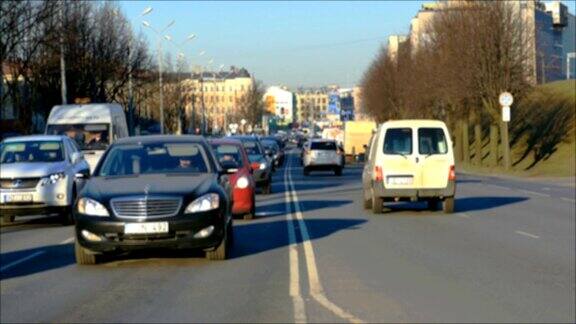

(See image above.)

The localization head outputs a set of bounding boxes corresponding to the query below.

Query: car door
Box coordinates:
[380,126,421,189]
[417,126,452,189]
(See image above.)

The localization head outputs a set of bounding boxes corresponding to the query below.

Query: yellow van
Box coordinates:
[361,120,456,214]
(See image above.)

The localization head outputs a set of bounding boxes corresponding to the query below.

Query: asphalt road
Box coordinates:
[1,148,574,323]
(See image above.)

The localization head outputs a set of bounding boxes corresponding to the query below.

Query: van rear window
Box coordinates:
[418,128,447,155]
[311,141,336,150]
[384,128,412,155]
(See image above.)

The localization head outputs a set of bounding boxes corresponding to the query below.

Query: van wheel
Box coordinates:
[75,241,97,265]
[334,167,342,176]
[371,191,384,214]
[363,189,372,209]
[443,197,455,213]
[427,199,440,211]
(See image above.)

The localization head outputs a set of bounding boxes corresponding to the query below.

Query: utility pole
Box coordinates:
[128,36,135,135]
[200,65,205,135]
[59,1,67,104]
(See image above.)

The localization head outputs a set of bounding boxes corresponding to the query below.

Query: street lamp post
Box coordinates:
[142,17,175,134]
[59,0,67,104]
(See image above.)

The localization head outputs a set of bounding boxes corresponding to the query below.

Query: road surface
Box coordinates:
[1,149,574,323]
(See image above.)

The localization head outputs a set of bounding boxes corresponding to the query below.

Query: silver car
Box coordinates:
[0,135,90,224]
[302,139,344,176]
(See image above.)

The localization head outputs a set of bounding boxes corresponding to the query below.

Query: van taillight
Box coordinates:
[448,165,456,181]
[375,166,383,182]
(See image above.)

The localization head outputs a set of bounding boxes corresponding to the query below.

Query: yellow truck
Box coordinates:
[343,121,376,161]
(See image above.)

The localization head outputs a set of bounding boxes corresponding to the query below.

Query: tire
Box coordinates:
[206,224,231,260]
[363,189,372,209]
[262,180,272,195]
[2,214,15,225]
[303,167,310,176]
[443,197,455,213]
[75,240,97,265]
[335,167,342,176]
[243,196,256,220]
[427,198,440,211]
[371,190,384,214]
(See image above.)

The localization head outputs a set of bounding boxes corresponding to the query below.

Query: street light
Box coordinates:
[142,17,176,134]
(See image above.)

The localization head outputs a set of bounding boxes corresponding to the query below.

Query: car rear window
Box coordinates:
[384,128,412,155]
[211,144,244,167]
[418,128,448,155]
[310,141,336,150]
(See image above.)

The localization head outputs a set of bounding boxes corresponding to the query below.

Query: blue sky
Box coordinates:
[120,1,576,89]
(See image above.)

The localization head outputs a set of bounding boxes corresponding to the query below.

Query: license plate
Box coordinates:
[1,193,33,203]
[387,176,413,185]
[124,222,169,234]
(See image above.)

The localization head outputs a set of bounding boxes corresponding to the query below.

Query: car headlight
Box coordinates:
[40,172,66,186]
[77,197,109,217]
[236,176,249,189]
[185,193,220,213]
[259,162,267,170]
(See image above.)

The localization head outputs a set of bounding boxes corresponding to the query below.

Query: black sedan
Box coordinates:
[73,136,235,265]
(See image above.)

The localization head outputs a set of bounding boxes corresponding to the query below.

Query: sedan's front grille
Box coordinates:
[0,178,40,189]
[110,196,182,219]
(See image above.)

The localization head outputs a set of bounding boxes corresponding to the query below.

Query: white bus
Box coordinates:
[45,103,129,171]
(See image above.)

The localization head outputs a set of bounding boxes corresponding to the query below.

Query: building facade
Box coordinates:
[181,66,253,133]
[295,88,329,123]
[263,86,294,126]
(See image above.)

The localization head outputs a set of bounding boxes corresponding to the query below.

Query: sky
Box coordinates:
[120,1,576,89]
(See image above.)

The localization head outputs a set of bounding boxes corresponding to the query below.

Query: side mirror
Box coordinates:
[265,149,272,156]
[220,160,239,174]
[71,152,84,164]
[363,144,368,150]
[74,172,90,190]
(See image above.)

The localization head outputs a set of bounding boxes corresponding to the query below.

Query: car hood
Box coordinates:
[0,161,67,179]
[83,173,218,201]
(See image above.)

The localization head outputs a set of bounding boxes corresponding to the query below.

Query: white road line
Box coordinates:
[517,189,551,198]
[0,251,45,272]
[60,237,75,244]
[284,157,307,323]
[560,197,575,203]
[542,187,551,191]
[286,155,364,324]
[457,213,470,218]
[515,230,540,239]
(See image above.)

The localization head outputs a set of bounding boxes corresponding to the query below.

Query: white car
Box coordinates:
[302,139,344,176]
[0,135,90,224]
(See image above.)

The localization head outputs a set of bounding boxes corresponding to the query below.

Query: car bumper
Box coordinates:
[232,187,254,215]
[75,211,227,253]
[373,180,456,200]
[0,182,71,215]
[304,163,342,170]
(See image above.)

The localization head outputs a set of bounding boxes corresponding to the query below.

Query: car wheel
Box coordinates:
[2,214,15,225]
[303,167,310,176]
[262,180,272,195]
[363,189,372,209]
[371,190,384,214]
[206,225,230,260]
[61,187,77,225]
[427,198,440,211]
[75,240,97,265]
[443,197,455,213]
[335,167,342,176]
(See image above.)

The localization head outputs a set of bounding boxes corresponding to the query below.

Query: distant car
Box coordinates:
[0,135,90,224]
[261,135,285,151]
[228,136,273,194]
[210,138,256,220]
[362,120,455,214]
[261,139,284,168]
[302,139,344,176]
[74,135,234,264]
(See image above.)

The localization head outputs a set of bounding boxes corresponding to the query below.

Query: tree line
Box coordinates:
[361,1,574,169]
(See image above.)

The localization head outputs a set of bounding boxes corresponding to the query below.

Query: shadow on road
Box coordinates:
[454,196,529,212]
[255,199,352,219]
[0,215,66,234]
[0,243,74,281]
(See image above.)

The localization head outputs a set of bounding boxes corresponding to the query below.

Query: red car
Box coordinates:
[210,139,257,220]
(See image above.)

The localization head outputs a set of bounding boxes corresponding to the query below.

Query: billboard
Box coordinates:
[327,91,340,115]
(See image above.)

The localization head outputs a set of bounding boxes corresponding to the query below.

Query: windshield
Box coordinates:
[0,141,64,163]
[211,144,244,167]
[46,124,110,151]
[384,128,412,155]
[97,143,209,176]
